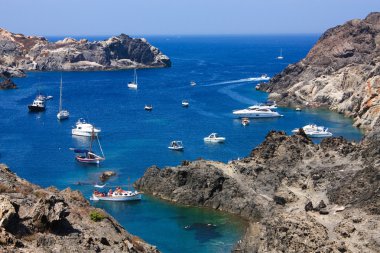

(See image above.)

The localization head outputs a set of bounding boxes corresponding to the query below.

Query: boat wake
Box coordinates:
[204,76,270,87]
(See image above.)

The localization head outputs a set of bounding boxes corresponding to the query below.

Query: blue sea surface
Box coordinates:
[0,35,363,252]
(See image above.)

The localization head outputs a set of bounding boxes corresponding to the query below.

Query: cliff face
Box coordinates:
[135,131,380,252]
[0,28,171,77]
[0,164,159,253]
[259,12,380,132]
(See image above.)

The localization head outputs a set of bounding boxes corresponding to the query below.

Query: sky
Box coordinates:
[1,0,379,36]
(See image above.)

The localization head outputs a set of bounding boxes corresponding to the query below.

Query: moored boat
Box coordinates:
[233,107,282,118]
[72,127,105,164]
[190,81,197,86]
[182,100,189,107]
[91,187,141,201]
[144,105,153,111]
[204,133,226,143]
[292,124,333,138]
[72,118,101,137]
[241,118,250,126]
[57,76,69,120]
[168,141,184,151]
[28,99,45,112]
[127,69,138,89]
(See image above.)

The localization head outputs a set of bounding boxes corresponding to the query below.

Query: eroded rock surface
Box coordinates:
[0,165,159,253]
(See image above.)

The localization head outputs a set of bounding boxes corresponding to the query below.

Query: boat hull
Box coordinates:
[57,111,69,120]
[72,129,99,137]
[233,113,282,118]
[28,105,45,112]
[168,147,184,151]
[91,193,142,201]
[204,138,225,143]
[76,156,103,164]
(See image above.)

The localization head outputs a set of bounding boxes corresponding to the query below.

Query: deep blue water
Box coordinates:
[0,35,363,252]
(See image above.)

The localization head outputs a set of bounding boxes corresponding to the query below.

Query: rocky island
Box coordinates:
[0,28,171,79]
[135,13,380,253]
[0,164,159,252]
[259,12,380,133]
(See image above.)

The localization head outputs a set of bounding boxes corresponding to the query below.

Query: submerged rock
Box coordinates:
[99,171,116,182]
[0,78,16,89]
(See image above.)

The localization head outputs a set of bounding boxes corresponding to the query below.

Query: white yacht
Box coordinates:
[127,69,138,89]
[168,141,184,151]
[248,101,277,110]
[57,76,69,120]
[144,105,153,111]
[292,124,333,138]
[204,133,226,143]
[190,81,197,86]
[28,99,45,112]
[182,100,189,107]
[72,118,101,137]
[233,107,282,118]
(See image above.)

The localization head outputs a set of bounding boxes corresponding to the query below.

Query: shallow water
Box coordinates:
[0,35,363,252]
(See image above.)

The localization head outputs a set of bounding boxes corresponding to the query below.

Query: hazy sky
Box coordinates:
[1,0,379,36]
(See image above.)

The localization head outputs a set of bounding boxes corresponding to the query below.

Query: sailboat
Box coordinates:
[57,76,69,120]
[277,49,284,60]
[127,69,138,89]
[73,127,105,164]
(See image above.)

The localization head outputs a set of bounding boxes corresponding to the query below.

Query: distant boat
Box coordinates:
[28,99,45,112]
[72,118,101,137]
[295,107,302,111]
[73,128,105,164]
[292,124,333,138]
[190,81,197,86]
[241,118,250,126]
[128,69,138,89]
[182,100,189,107]
[144,105,153,111]
[57,76,69,120]
[168,141,184,151]
[204,133,226,143]
[277,49,284,60]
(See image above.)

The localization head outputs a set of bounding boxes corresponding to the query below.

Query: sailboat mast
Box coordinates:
[59,75,63,112]
[89,127,94,152]
[134,69,137,84]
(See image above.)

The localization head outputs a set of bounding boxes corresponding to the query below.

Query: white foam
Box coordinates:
[204,76,270,87]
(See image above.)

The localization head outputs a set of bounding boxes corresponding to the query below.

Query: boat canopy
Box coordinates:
[73,149,89,153]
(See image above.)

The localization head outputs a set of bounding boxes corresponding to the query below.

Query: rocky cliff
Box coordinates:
[0,164,159,253]
[135,131,380,252]
[0,28,171,77]
[259,12,380,133]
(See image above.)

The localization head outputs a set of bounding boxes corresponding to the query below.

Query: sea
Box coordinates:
[0,35,364,253]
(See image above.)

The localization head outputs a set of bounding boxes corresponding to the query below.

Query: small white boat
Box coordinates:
[57,76,69,120]
[255,84,261,90]
[190,81,197,86]
[260,74,270,80]
[233,108,282,118]
[295,107,302,111]
[182,100,189,107]
[91,188,141,202]
[292,124,333,138]
[144,105,153,111]
[73,128,105,164]
[241,118,250,126]
[277,48,284,60]
[168,141,184,151]
[72,118,101,137]
[46,95,53,100]
[127,69,138,89]
[204,133,226,143]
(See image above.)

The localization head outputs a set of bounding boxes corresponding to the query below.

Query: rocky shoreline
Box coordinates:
[258,12,380,133]
[0,164,159,252]
[135,131,380,252]
[0,28,171,80]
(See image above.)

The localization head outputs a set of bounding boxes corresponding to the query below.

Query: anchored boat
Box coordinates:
[92,187,141,201]
[204,133,226,143]
[57,76,69,120]
[292,124,333,138]
[233,107,282,118]
[127,69,138,89]
[28,99,45,112]
[168,141,184,151]
[72,118,101,137]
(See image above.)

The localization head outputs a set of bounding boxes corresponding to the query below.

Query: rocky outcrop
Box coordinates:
[259,12,380,133]
[135,131,380,252]
[0,164,159,253]
[0,78,16,89]
[0,28,171,77]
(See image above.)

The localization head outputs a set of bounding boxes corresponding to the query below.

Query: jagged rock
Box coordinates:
[0,196,18,231]
[0,28,171,77]
[334,221,356,238]
[0,78,16,89]
[273,196,286,205]
[305,201,314,212]
[319,208,329,215]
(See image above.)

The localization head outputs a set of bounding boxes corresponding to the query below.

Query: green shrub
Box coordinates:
[90,211,106,222]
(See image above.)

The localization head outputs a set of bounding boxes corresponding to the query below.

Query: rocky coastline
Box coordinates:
[0,28,171,79]
[135,131,380,252]
[258,12,380,133]
[0,164,159,252]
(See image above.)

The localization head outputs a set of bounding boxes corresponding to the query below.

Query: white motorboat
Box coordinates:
[292,124,333,138]
[248,101,277,110]
[144,105,153,111]
[168,141,184,151]
[204,133,226,143]
[57,76,69,120]
[277,48,284,60]
[127,69,138,89]
[190,81,197,86]
[241,118,250,126]
[28,99,45,112]
[182,100,189,107]
[295,107,302,111]
[91,188,141,201]
[72,118,101,137]
[260,74,270,80]
[72,127,105,164]
[233,108,282,118]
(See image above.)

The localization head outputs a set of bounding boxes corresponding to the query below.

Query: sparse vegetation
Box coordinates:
[90,211,106,222]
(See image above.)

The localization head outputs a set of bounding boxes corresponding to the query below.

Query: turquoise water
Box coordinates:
[0,35,363,252]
